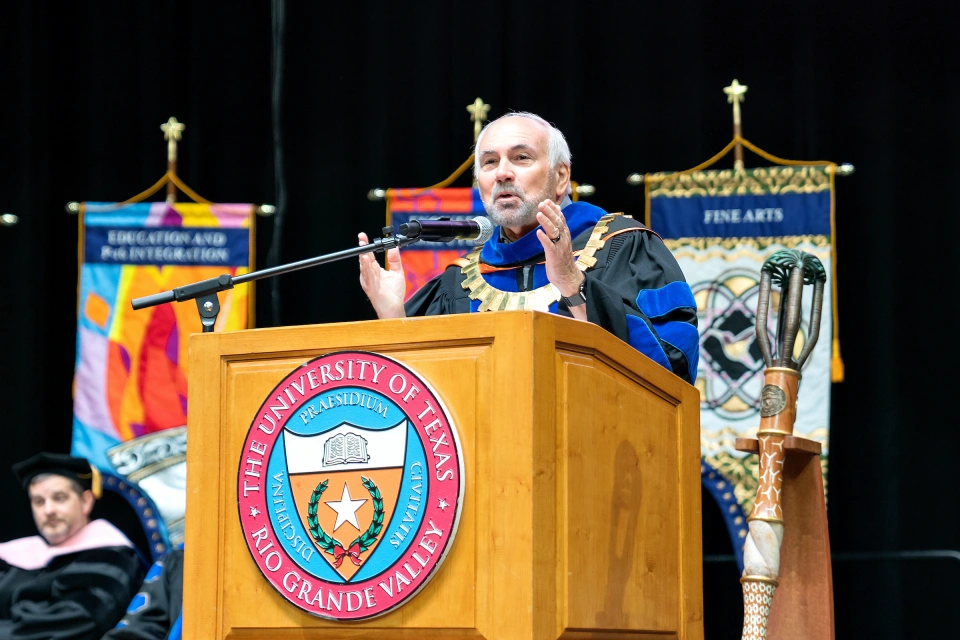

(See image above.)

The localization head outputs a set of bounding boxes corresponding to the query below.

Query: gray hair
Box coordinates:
[473,112,573,193]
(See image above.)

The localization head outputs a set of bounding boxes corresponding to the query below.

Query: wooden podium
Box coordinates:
[184,311,703,640]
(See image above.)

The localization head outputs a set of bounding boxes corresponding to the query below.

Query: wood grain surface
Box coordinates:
[183,312,702,640]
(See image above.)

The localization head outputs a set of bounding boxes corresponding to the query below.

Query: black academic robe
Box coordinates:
[0,546,143,640]
[102,548,183,640]
[404,201,700,383]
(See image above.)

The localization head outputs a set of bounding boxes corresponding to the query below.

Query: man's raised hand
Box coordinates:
[358,232,407,319]
[535,200,585,297]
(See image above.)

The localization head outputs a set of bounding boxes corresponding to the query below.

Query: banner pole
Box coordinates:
[161,117,185,204]
[724,80,748,170]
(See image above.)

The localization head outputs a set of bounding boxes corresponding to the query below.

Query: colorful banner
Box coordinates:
[648,166,835,564]
[386,187,486,300]
[72,202,254,545]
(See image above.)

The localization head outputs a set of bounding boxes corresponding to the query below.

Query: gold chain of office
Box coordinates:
[458,213,629,312]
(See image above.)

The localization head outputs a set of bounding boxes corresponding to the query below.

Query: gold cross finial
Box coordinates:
[723,79,747,126]
[160,117,185,163]
[466,97,491,142]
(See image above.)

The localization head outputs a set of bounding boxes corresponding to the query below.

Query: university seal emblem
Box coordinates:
[237,351,464,620]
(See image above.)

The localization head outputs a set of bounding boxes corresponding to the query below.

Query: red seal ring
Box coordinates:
[237,351,463,620]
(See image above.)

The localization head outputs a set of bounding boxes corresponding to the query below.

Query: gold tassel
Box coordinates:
[831,338,845,383]
[89,465,102,499]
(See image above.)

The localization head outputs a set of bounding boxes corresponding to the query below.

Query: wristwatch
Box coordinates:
[560,277,587,307]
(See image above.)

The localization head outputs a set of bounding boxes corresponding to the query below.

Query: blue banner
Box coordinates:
[646,165,836,571]
[73,201,254,547]
[84,226,250,266]
[652,192,830,239]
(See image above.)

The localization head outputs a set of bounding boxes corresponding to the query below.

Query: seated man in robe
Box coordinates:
[359,112,699,383]
[103,544,183,640]
[0,452,144,640]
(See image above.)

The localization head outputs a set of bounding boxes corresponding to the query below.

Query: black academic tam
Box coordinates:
[12,452,102,498]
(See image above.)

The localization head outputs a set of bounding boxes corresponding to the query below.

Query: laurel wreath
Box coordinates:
[306,477,384,558]
[351,476,384,552]
[306,480,338,553]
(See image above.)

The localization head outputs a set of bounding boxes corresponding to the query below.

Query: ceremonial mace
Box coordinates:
[740,249,826,640]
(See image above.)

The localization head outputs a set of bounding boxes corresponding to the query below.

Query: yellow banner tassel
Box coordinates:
[831,338,845,383]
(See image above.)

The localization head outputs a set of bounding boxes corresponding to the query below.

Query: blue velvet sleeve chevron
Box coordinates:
[106,544,184,640]
[626,281,700,382]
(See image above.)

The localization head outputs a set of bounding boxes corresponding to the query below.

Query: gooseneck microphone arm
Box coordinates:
[130,226,422,332]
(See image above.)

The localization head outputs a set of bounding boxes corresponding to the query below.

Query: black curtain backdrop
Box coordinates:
[1,1,957,637]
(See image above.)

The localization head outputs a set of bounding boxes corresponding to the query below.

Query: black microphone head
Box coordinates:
[397,217,492,244]
[398,220,421,237]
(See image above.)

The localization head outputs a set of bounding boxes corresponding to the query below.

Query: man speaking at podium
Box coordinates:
[359,112,699,384]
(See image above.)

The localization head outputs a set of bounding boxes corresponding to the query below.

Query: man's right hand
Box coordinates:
[358,232,407,319]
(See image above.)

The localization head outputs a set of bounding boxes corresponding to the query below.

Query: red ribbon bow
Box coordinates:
[332,543,362,568]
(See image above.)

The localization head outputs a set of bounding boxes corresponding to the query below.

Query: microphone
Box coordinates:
[399,216,494,244]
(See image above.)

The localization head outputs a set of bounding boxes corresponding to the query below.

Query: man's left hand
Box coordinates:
[535,199,587,319]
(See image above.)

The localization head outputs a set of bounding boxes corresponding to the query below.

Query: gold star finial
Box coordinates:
[160,116,185,141]
[724,80,748,170]
[466,97,491,142]
[723,80,748,126]
[160,117,185,163]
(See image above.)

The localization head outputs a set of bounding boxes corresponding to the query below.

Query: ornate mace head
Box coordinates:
[755,249,827,371]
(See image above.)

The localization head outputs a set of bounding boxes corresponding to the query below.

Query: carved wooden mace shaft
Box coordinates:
[741,250,825,640]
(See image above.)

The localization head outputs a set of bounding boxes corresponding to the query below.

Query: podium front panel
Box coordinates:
[184,312,702,640]
[559,352,681,631]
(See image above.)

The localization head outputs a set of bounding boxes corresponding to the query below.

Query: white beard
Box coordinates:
[484,173,559,231]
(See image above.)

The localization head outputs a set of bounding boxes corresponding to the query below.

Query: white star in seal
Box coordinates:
[325,483,367,532]
[249,506,260,518]
[438,498,449,511]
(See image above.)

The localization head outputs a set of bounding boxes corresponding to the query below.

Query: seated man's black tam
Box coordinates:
[12,452,103,498]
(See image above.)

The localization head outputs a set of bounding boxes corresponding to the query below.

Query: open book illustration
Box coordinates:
[322,432,370,466]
